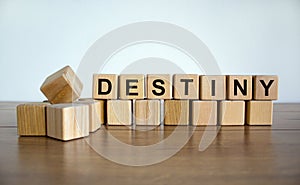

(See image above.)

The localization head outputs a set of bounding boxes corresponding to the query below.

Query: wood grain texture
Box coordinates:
[78,99,105,132]
[119,74,145,99]
[192,101,217,126]
[219,101,245,125]
[246,101,273,125]
[173,74,199,99]
[93,74,118,99]
[147,74,172,99]
[107,100,132,125]
[227,75,252,100]
[40,66,83,104]
[1,102,300,185]
[47,103,89,141]
[135,100,160,126]
[1,102,299,128]
[0,127,300,185]
[17,103,49,136]
[253,75,278,100]
[164,100,189,125]
[200,75,226,100]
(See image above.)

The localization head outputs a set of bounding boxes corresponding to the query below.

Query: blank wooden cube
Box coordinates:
[192,101,217,126]
[47,103,89,141]
[119,75,145,99]
[164,100,189,125]
[200,75,226,100]
[227,75,252,100]
[253,75,278,100]
[147,74,172,99]
[93,74,118,99]
[77,99,105,132]
[135,100,160,126]
[173,74,199,99]
[107,100,132,125]
[246,101,273,125]
[219,101,245,125]
[17,103,49,136]
[40,66,83,104]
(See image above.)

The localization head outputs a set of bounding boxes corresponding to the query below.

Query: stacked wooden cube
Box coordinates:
[17,66,105,141]
[17,65,278,141]
[93,74,278,126]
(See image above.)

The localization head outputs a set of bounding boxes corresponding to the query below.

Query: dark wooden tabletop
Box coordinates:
[0,102,300,185]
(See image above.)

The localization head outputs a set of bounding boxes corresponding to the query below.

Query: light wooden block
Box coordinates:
[173,74,199,99]
[227,75,252,100]
[219,101,245,125]
[135,100,160,126]
[253,75,278,100]
[78,99,105,132]
[164,100,189,125]
[200,75,226,100]
[192,101,217,126]
[119,75,145,99]
[147,74,172,99]
[17,103,49,136]
[47,103,89,141]
[107,100,132,125]
[246,101,273,125]
[93,74,118,99]
[40,66,83,104]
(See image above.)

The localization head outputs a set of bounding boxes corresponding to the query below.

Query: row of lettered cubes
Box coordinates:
[17,99,273,141]
[93,74,278,100]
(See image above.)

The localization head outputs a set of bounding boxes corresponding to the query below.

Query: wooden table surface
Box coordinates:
[0,102,300,185]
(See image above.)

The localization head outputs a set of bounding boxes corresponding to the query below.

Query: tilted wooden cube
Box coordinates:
[17,103,49,136]
[47,103,89,141]
[78,99,105,132]
[219,101,245,125]
[192,101,217,126]
[246,101,273,125]
[135,100,161,126]
[164,100,190,125]
[40,66,83,104]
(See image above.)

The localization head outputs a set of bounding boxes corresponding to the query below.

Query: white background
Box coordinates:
[0,0,299,102]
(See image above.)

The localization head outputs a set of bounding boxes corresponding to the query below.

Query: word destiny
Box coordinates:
[92,74,278,100]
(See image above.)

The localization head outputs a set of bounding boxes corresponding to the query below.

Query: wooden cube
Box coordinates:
[147,74,172,99]
[135,100,160,126]
[107,100,132,125]
[119,75,145,99]
[47,103,89,141]
[227,75,252,100]
[200,75,226,100]
[246,101,273,125]
[192,101,217,126]
[164,100,189,125]
[17,103,49,136]
[173,74,199,99]
[253,75,278,100]
[77,99,105,132]
[40,66,83,104]
[93,74,118,99]
[219,101,245,125]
